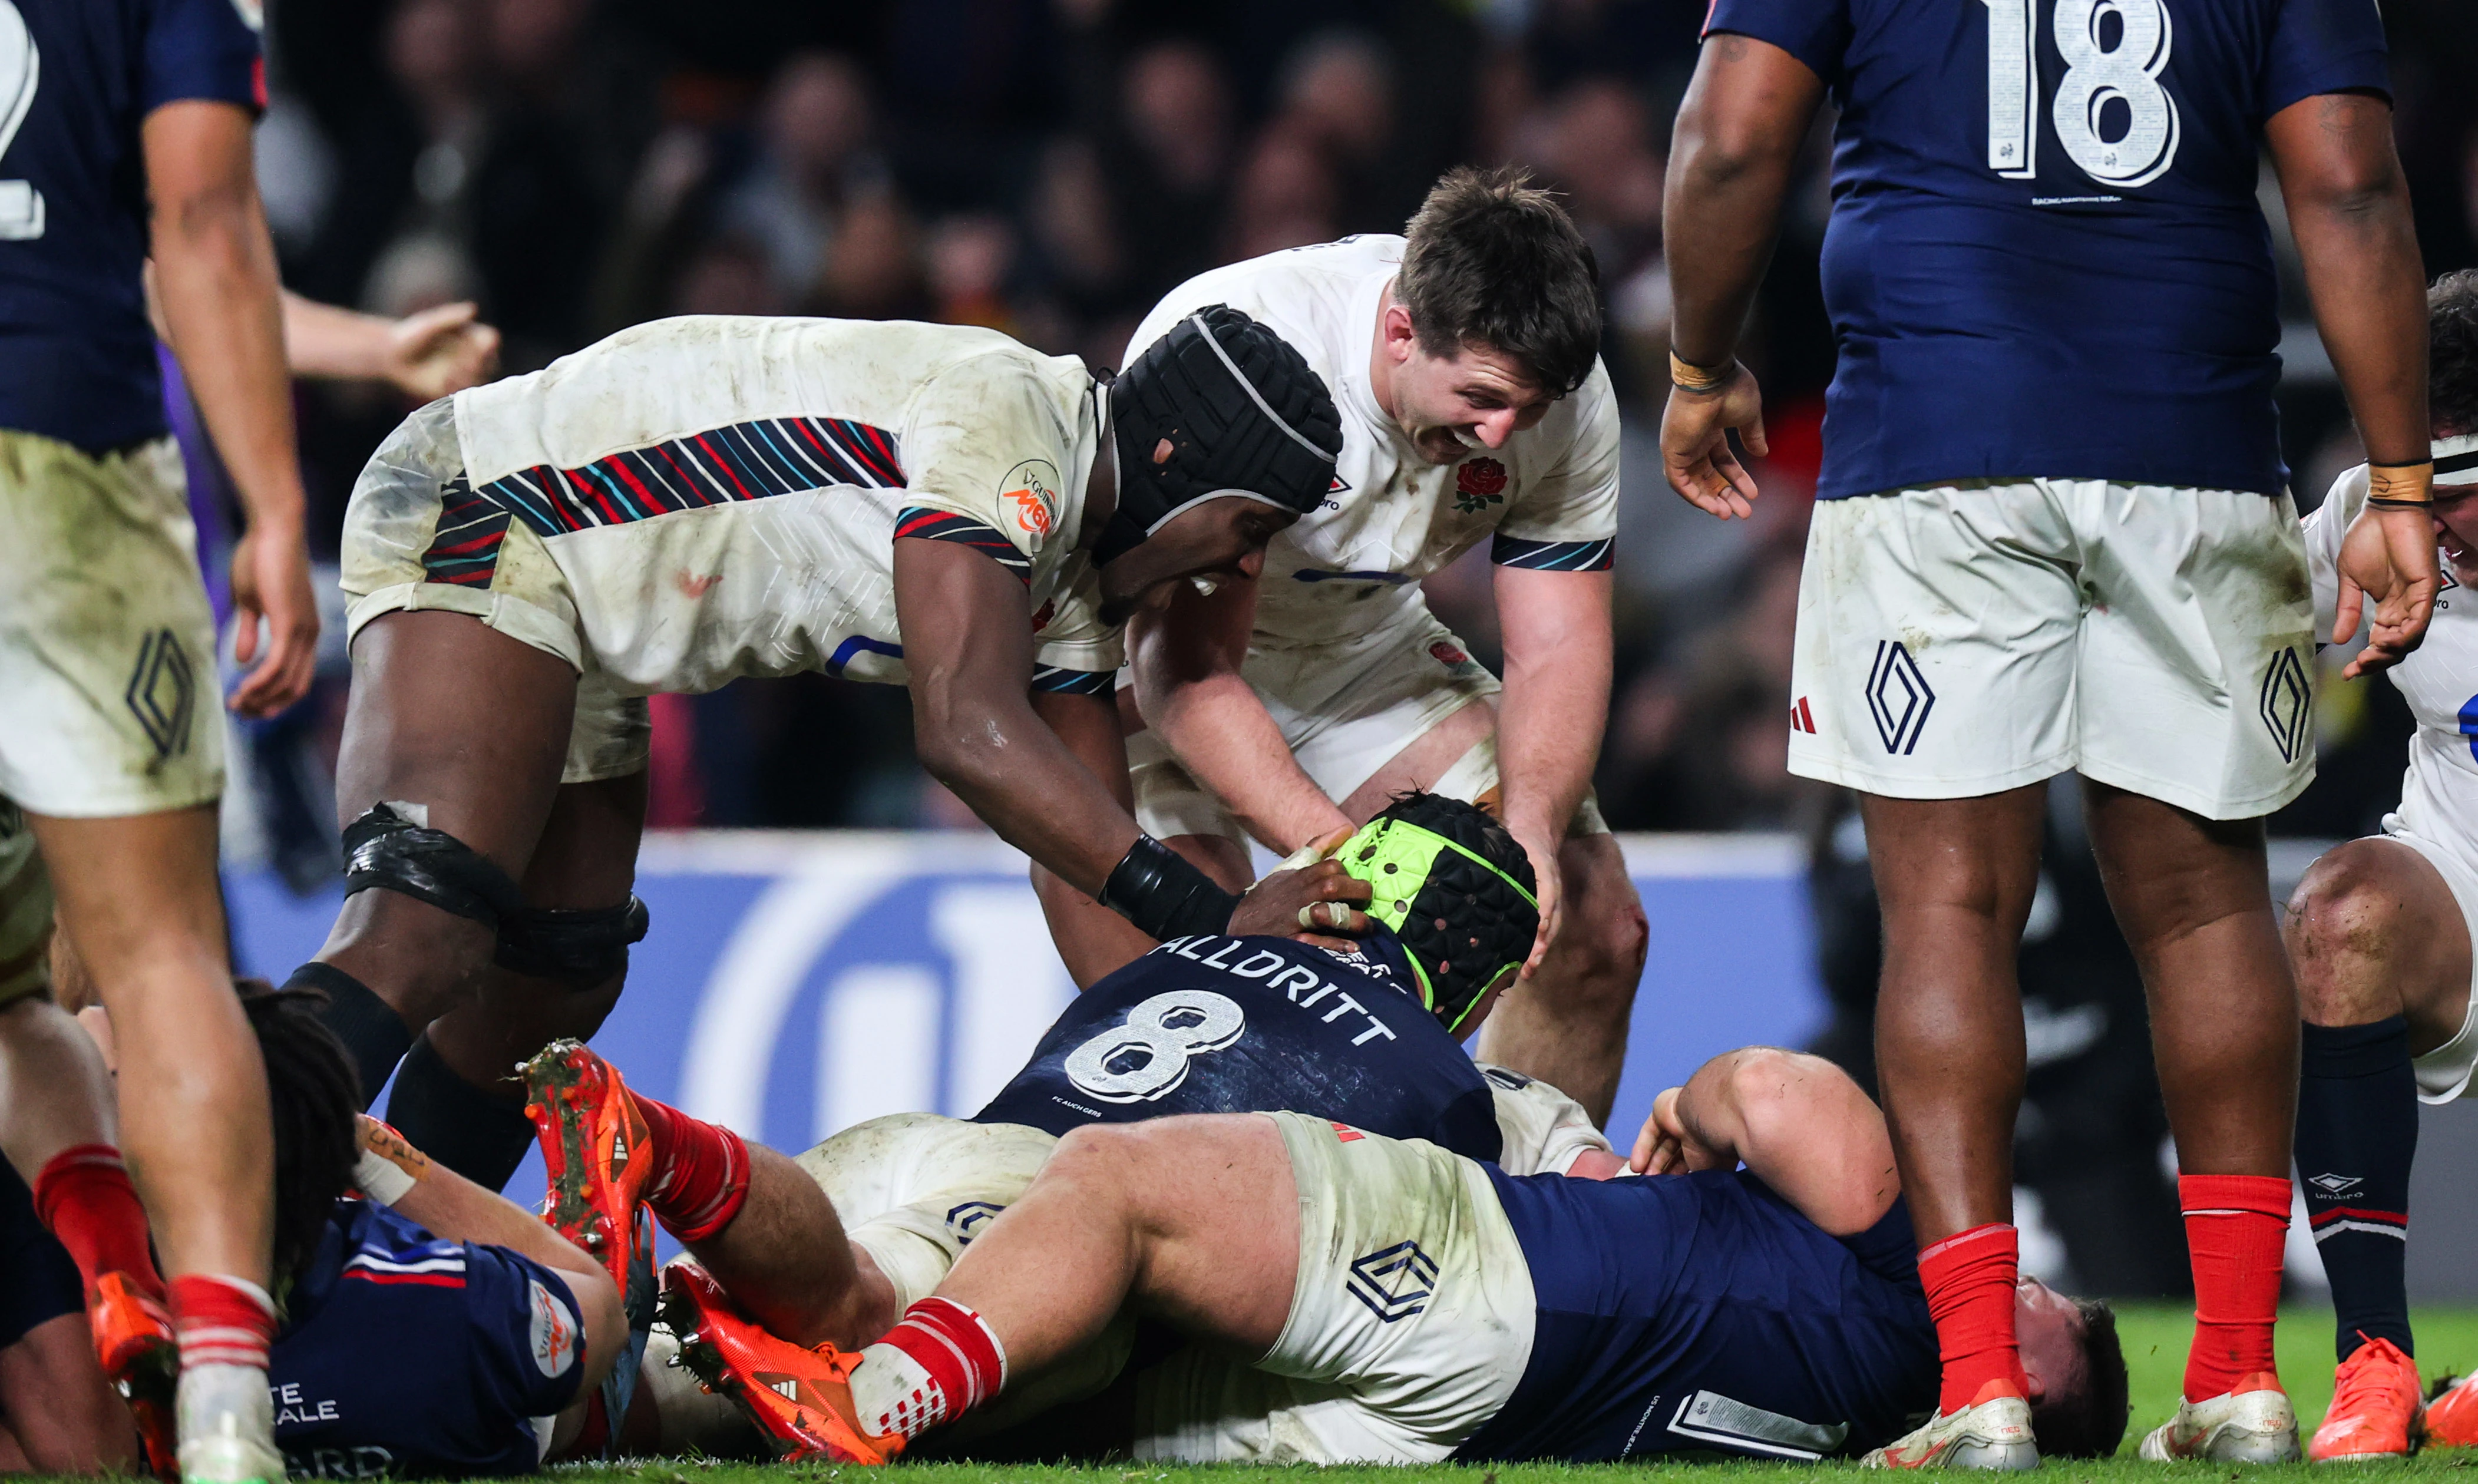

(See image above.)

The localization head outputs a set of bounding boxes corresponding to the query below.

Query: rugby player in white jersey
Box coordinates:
[285,308,1376,1195]
[1050,166,1648,1120]
[2282,271,2478,1461]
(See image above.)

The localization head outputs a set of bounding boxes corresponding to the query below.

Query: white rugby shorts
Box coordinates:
[1129,608,1608,848]
[1124,1112,1532,1465]
[1788,481,2316,820]
[0,803,52,1007]
[2367,824,2478,1104]
[0,431,224,817]
[339,400,650,784]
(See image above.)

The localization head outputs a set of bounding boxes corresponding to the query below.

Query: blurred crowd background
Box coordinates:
[247,0,2478,841]
[218,0,2478,1298]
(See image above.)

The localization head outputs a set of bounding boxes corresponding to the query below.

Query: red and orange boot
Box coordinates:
[2310,1336,2423,1461]
[522,1039,654,1297]
[659,1263,900,1465]
[91,1271,177,1478]
[2429,1371,2478,1449]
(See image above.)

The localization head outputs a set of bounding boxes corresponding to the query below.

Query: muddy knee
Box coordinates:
[2285,843,2417,1025]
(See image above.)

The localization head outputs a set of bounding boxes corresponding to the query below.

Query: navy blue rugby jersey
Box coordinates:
[1452,1171,1936,1462]
[1704,0,2387,500]
[973,931,1502,1162]
[0,0,260,453]
[270,1199,586,1479]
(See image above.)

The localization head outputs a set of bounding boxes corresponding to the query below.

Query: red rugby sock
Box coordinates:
[32,1145,163,1300]
[168,1273,275,1371]
[853,1297,1007,1440]
[628,1090,749,1242]
[1919,1222,2029,1414]
[2180,1173,2290,1401]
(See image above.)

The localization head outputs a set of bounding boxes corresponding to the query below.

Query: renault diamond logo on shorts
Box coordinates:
[946,1199,1005,1246]
[2259,647,2312,764]
[125,629,197,761]
[1865,641,1934,756]
[1346,1240,1438,1323]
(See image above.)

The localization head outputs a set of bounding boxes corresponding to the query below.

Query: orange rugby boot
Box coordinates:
[91,1271,177,1479]
[659,1262,900,1464]
[2310,1336,2422,1461]
[522,1039,653,1297]
[2429,1371,2478,1449]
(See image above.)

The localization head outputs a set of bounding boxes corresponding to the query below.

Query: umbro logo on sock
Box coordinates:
[2308,1173,2364,1196]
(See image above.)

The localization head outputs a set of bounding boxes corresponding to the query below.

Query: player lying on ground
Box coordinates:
[517,796,1618,1454]
[285,305,1370,1194]
[678,1047,2126,1466]
[2283,270,2478,1462]
[8,983,627,1478]
[1082,166,1648,1123]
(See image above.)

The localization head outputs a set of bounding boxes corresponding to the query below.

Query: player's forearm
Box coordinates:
[392,1160,594,1273]
[1494,570,1613,845]
[1150,672,1349,852]
[280,291,397,382]
[2270,94,2430,467]
[916,681,1144,896]
[147,136,305,533]
[1663,35,1810,366]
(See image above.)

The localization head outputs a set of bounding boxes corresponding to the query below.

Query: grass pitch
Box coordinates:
[551,1305,2478,1483]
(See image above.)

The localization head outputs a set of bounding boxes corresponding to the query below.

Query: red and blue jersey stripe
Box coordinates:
[474,416,904,537]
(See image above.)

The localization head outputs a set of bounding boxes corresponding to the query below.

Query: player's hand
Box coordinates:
[1508,822,1563,982]
[227,518,319,716]
[1630,1086,1724,1175]
[2335,503,2441,679]
[1232,854,1372,947]
[1659,362,1767,520]
[382,301,501,402]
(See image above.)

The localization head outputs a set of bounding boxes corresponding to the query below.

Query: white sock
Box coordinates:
[847,1341,947,1440]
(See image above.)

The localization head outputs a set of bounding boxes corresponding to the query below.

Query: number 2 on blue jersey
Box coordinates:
[0,1,41,239]
[1982,0,2180,188]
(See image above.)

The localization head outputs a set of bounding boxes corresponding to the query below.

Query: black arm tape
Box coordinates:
[494,897,649,987]
[341,804,526,930]
[1098,835,1240,941]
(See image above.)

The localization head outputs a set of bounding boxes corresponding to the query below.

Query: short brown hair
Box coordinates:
[2433,269,2478,437]
[1396,165,1601,397]
[2030,1298,2131,1459]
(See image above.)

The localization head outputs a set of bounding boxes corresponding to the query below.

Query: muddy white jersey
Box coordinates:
[2305,464,2478,851]
[429,315,1114,691]
[1126,238,1620,651]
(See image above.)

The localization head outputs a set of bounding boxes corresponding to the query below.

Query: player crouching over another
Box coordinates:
[292,305,1356,1197]
[668,1049,2126,1466]
[2287,270,2478,1462]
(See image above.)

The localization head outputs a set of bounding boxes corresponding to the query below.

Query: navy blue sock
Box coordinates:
[2295,1017,2417,1361]
[385,1037,537,1193]
[290,961,412,1111]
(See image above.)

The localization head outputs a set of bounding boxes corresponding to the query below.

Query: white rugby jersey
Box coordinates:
[2306,465,2478,851]
[442,315,1114,694]
[1125,238,1621,651]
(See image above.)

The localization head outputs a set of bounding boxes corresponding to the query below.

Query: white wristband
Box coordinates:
[355,1147,418,1206]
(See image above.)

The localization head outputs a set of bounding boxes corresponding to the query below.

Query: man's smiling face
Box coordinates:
[1371,294,1554,464]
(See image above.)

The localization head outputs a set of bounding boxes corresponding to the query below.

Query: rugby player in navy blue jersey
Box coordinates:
[1656,0,2439,1464]
[681,1044,2126,1467]
[38,983,630,1478]
[1,0,321,1476]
